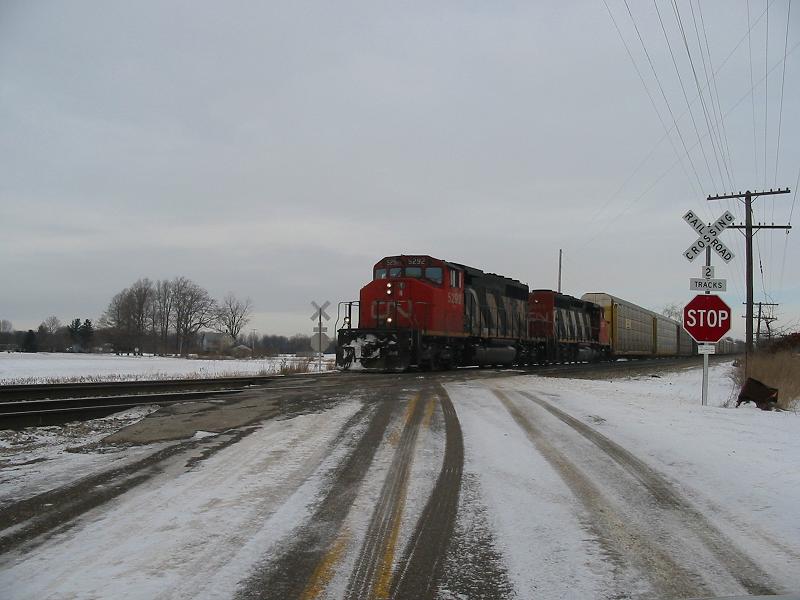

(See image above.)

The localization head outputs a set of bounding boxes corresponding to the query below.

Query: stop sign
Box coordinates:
[683,294,732,343]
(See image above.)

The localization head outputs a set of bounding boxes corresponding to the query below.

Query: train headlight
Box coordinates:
[387,317,393,323]
[344,317,350,325]
[386,289,392,295]
[386,282,392,288]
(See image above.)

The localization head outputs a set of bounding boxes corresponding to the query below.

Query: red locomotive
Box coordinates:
[336,254,612,371]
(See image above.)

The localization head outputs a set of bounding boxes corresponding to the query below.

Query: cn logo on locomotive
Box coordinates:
[371,300,412,319]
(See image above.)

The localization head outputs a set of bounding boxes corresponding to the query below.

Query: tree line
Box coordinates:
[1,276,333,356]
[99,277,253,355]
[0,318,94,353]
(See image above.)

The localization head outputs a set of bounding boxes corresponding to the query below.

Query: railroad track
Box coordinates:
[0,374,293,429]
[0,355,724,429]
[0,374,285,402]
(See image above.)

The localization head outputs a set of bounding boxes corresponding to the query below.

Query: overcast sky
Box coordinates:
[1,1,798,339]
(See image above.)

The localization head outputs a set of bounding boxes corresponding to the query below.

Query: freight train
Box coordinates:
[335,254,738,371]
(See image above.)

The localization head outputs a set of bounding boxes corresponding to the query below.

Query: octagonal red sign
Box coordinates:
[683,294,732,343]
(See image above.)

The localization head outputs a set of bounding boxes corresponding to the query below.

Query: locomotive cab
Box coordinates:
[362,256,463,333]
[337,255,465,371]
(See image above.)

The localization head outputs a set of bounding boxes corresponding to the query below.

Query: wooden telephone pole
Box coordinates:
[752,301,779,344]
[707,188,791,353]
[557,249,562,293]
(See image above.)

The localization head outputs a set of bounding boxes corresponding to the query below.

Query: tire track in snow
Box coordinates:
[492,388,709,599]
[237,397,400,599]
[389,386,463,600]
[343,392,425,600]
[0,428,257,555]
[516,389,778,596]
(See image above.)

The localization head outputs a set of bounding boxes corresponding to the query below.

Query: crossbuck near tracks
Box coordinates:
[683,210,736,263]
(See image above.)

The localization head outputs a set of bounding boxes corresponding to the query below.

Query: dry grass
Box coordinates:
[276,357,312,375]
[733,351,800,410]
[274,356,338,375]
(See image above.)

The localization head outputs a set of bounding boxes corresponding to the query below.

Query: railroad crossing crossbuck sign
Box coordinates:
[310,301,331,322]
[683,210,736,263]
[683,294,732,343]
[310,300,331,368]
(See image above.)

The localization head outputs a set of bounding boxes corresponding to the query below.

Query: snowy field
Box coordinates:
[0,352,335,384]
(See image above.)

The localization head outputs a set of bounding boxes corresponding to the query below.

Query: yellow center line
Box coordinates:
[373,392,422,598]
[372,492,406,599]
[300,528,351,600]
[403,393,420,424]
[421,395,437,429]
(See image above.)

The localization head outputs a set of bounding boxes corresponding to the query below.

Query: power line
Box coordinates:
[672,0,729,191]
[622,0,708,192]
[583,0,791,267]
[690,0,748,296]
[651,0,718,191]
[576,32,800,293]
[768,1,792,297]
[764,0,769,190]
[747,1,760,185]
[593,0,775,233]
[774,0,792,184]
[697,0,737,189]
[779,168,799,288]
[598,0,704,215]
[688,0,735,189]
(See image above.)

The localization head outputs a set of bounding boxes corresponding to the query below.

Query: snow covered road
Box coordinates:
[1,362,798,599]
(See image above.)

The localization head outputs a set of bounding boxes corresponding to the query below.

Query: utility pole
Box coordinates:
[745,302,779,345]
[557,249,562,293]
[707,188,791,354]
[756,302,762,344]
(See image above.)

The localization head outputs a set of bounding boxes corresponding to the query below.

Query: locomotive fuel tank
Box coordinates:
[474,344,517,366]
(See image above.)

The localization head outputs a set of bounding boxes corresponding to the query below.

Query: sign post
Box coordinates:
[310,301,331,372]
[682,210,734,405]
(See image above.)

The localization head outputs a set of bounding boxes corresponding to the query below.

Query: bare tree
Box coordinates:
[39,316,62,352]
[662,302,683,322]
[214,294,253,344]
[100,289,136,353]
[42,315,61,334]
[172,277,216,355]
[0,319,13,348]
[128,278,154,354]
[153,279,174,355]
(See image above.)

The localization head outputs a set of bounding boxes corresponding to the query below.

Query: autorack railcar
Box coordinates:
[581,293,693,358]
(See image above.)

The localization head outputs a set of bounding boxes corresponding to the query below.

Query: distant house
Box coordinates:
[200,332,234,353]
[230,344,253,358]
